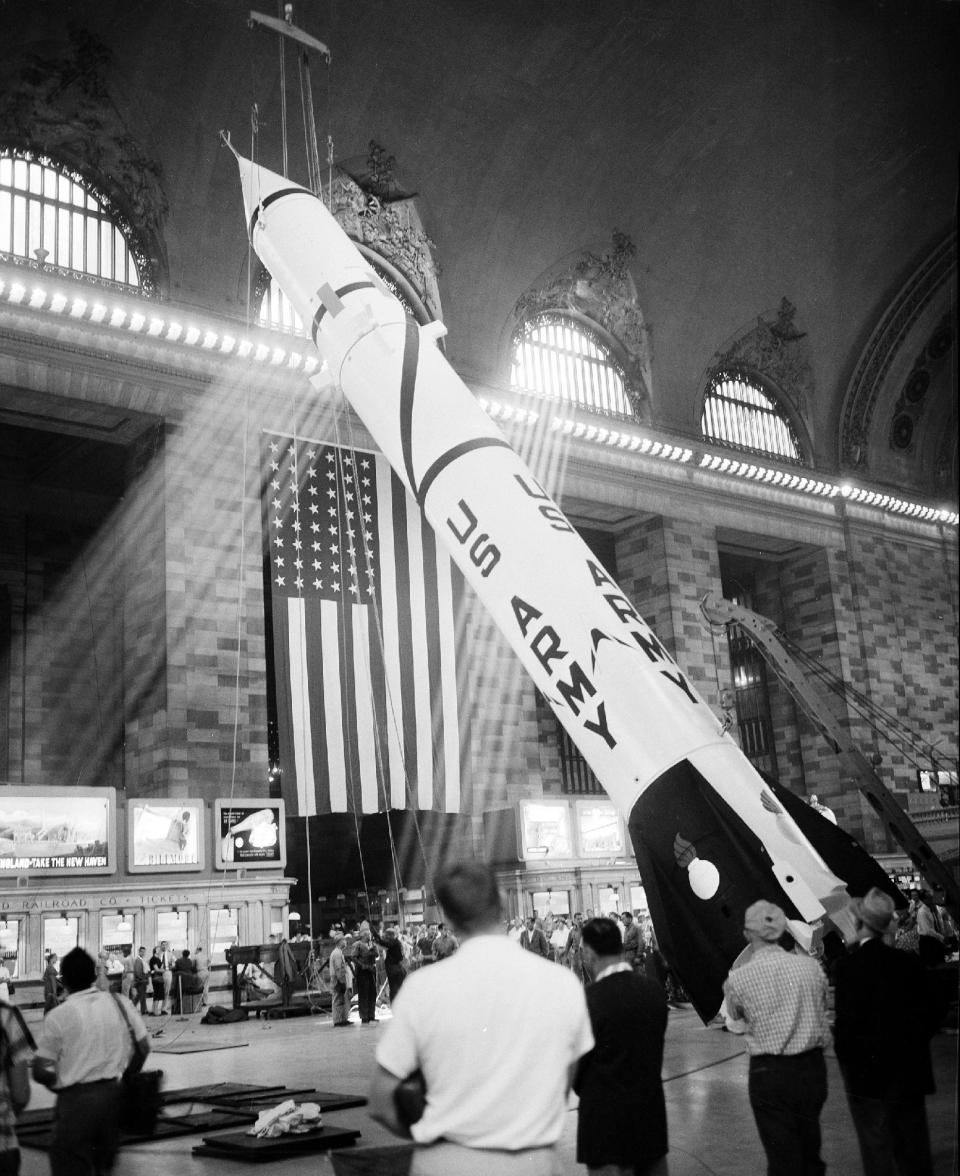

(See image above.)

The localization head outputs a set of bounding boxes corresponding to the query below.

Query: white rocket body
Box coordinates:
[234,155,850,942]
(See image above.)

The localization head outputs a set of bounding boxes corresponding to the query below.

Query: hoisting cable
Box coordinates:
[770,628,953,771]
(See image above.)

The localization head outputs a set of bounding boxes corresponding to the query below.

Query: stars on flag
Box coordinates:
[268,440,379,602]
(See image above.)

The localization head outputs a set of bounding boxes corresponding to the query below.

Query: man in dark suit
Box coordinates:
[833,887,944,1176]
[574,916,668,1174]
[519,916,550,959]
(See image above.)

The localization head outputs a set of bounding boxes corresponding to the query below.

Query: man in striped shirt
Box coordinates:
[723,900,830,1176]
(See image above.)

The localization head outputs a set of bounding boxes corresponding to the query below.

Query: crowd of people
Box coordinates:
[39,940,211,1019]
[0,875,953,1176]
[367,870,953,1176]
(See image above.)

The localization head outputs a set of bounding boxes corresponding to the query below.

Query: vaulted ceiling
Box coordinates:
[3,0,957,500]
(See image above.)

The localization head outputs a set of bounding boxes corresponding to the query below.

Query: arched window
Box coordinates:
[0,150,140,288]
[258,278,304,334]
[511,314,633,417]
[701,372,804,463]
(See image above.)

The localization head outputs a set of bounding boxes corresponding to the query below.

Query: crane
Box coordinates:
[700,592,959,917]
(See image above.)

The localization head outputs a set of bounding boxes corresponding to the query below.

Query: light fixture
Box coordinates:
[172,905,179,915]
[116,910,132,934]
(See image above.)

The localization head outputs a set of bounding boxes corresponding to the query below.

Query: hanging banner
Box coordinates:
[262,436,468,816]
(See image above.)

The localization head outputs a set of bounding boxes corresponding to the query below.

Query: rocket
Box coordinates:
[228,146,859,1017]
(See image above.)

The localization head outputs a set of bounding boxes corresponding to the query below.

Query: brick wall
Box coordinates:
[614,515,728,711]
[1,506,124,789]
[152,388,270,800]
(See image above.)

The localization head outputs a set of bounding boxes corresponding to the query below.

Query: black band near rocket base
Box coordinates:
[310,282,378,343]
[397,317,513,506]
[248,186,311,239]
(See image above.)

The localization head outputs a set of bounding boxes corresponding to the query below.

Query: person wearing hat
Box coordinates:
[722,899,830,1176]
[833,886,943,1176]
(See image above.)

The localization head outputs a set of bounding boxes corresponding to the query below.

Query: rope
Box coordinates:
[332,402,437,914]
[248,0,438,931]
[278,4,288,177]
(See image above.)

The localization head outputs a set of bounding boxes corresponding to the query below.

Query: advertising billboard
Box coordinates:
[518,799,572,861]
[574,799,625,857]
[0,786,116,875]
[127,799,205,872]
[214,799,286,869]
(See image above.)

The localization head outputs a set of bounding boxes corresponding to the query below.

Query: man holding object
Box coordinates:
[33,947,150,1176]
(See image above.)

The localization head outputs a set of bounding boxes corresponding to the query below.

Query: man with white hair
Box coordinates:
[833,886,942,1176]
[723,900,830,1176]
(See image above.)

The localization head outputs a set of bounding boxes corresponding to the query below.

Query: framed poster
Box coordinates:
[127,799,205,872]
[214,799,286,869]
[574,799,625,857]
[518,799,572,861]
[0,786,116,876]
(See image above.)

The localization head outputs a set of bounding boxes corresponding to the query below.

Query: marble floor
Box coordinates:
[17,1000,958,1175]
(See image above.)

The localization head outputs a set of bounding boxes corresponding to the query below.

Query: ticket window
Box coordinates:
[209,908,239,964]
[0,920,21,980]
[101,912,135,956]
[597,887,621,916]
[44,916,80,963]
[532,891,570,919]
[156,910,189,957]
[629,885,648,914]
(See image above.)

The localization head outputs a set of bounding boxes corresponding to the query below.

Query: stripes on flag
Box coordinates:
[262,433,467,815]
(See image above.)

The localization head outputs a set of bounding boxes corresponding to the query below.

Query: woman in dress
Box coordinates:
[149,947,167,1015]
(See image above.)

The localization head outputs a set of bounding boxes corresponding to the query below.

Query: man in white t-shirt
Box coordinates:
[369,861,594,1176]
[33,947,150,1176]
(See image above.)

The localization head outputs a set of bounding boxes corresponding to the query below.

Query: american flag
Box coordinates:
[262,433,467,814]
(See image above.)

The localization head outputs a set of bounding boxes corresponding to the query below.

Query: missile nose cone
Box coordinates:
[229,149,310,238]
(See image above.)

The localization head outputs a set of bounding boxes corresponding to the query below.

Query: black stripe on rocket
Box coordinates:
[311,282,378,344]
[249,186,311,239]
[308,281,511,507]
[396,318,512,508]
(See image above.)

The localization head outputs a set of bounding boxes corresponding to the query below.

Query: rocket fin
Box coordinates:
[628,759,806,1021]
[765,777,906,910]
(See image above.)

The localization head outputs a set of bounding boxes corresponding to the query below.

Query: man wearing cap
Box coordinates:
[723,900,830,1176]
[833,886,943,1176]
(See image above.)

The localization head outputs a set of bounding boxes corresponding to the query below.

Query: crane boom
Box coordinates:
[700,592,959,916]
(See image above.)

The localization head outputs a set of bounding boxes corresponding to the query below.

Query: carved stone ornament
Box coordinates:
[0,25,168,295]
[326,148,442,323]
[710,298,813,421]
[513,231,652,421]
